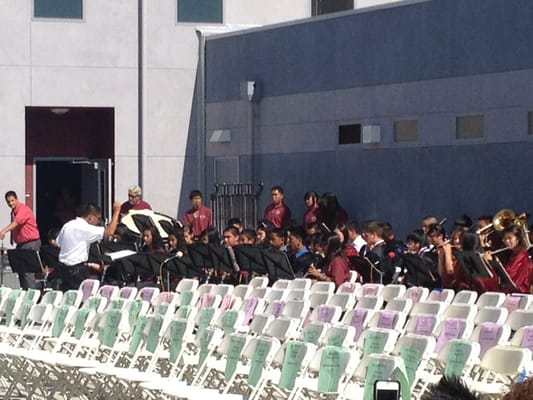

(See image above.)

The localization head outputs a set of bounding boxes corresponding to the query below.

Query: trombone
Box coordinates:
[476,208,532,249]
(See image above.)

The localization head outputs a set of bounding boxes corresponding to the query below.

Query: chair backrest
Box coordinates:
[40,290,63,306]
[427,288,455,303]
[469,322,511,359]
[320,325,356,348]
[474,306,509,326]
[264,288,287,305]
[385,297,413,314]
[434,318,473,353]
[502,294,531,312]
[356,283,383,299]
[368,309,406,332]
[327,292,356,311]
[274,341,317,391]
[480,345,532,377]
[233,284,253,301]
[136,286,161,303]
[506,309,533,332]
[477,291,506,308]
[452,290,478,305]
[404,313,438,336]
[438,339,480,378]
[300,321,329,345]
[356,295,384,311]
[78,279,100,303]
[381,284,406,302]
[281,299,310,321]
[442,303,478,320]
[308,346,353,394]
[336,281,359,294]
[311,281,335,295]
[249,276,269,289]
[510,325,533,351]
[403,286,429,304]
[211,284,234,297]
[263,317,299,341]
[289,278,312,291]
[98,285,120,302]
[343,307,372,341]
[272,279,291,290]
[308,292,333,309]
[410,301,446,317]
[175,278,199,293]
[309,304,342,325]
[359,327,399,356]
[118,286,138,301]
[248,313,273,335]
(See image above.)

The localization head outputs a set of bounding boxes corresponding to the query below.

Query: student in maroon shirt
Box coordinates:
[264,186,291,228]
[183,190,212,239]
[303,191,320,227]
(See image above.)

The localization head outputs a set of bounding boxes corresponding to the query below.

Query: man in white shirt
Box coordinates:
[57,202,121,290]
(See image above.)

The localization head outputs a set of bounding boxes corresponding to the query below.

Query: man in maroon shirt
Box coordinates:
[264,186,292,228]
[120,185,152,216]
[0,190,41,288]
[183,190,212,238]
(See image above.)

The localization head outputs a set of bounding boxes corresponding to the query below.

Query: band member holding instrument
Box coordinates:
[307,233,350,288]
[427,223,459,289]
[484,224,532,293]
[359,221,394,284]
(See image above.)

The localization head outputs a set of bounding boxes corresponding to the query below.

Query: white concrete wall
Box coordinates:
[0,0,314,230]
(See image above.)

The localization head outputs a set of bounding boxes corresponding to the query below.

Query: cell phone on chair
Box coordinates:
[374,380,400,400]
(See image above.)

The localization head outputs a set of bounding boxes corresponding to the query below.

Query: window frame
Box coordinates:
[33,0,84,20]
[177,0,223,24]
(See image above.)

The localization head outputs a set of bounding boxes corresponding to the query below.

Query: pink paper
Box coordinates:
[100,286,114,299]
[201,293,215,307]
[341,283,355,293]
[502,296,521,312]
[363,284,378,296]
[220,295,234,310]
[407,287,423,303]
[414,313,436,336]
[81,281,95,303]
[377,310,397,330]
[272,300,285,317]
[520,326,533,351]
[243,297,259,326]
[435,318,464,353]
[140,287,156,301]
[478,322,502,358]
[317,305,336,323]
[350,308,368,341]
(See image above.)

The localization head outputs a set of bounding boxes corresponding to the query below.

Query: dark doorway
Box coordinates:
[26,107,114,241]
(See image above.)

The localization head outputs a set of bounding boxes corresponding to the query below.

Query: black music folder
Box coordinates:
[261,248,295,282]
[233,244,268,276]
[453,251,493,279]
[7,249,44,274]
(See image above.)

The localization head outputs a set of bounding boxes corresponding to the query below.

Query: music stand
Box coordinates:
[233,244,268,276]
[7,249,45,275]
[110,253,154,285]
[348,256,382,283]
[401,253,438,287]
[261,248,295,283]
[187,243,213,270]
[208,244,235,274]
[453,251,493,279]
[485,258,519,292]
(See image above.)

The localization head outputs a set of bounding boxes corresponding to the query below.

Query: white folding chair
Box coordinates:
[477,291,506,307]
[474,306,508,326]
[403,286,429,304]
[506,309,533,332]
[175,278,200,293]
[442,303,478,320]
[452,289,478,305]
[385,297,413,314]
[79,279,101,304]
[427,288,455,303]
[381,284,406,302]
[469,322,511,359]
[355,295,384,311]
[327,292,356,312]
[248,276,269,289]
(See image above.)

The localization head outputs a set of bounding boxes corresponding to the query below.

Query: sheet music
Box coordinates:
[105,249,137,260]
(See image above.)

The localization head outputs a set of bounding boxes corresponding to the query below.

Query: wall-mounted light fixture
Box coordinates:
[50,108,70,115]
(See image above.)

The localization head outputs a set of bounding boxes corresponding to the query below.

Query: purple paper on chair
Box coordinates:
[502,295,521,312]
[350,308,368,341]
[272,300,285,317]
[478,322,502,358]
[243,297,259,326]
[220,294,234,310]
[377,310,397,330]
[520,326,533,351]
[317,305,336,323]
[435,318,464,353]
[414,313,436,336]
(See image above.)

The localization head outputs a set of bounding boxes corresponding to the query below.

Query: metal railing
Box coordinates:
[210,183,263,230]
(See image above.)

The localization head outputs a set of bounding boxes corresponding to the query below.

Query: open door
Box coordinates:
[77,159,112,221]
[35,159,113,240]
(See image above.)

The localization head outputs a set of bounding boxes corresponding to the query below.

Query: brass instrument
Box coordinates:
[476,208,531,249]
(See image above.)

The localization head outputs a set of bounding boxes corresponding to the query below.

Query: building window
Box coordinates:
[456,115,484,139]
[394,119,418,142]
[528,111,533,135]
[178,0,223,23]
[34,0,83,19]
[338,124,361,144]
[312,0,354,16]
